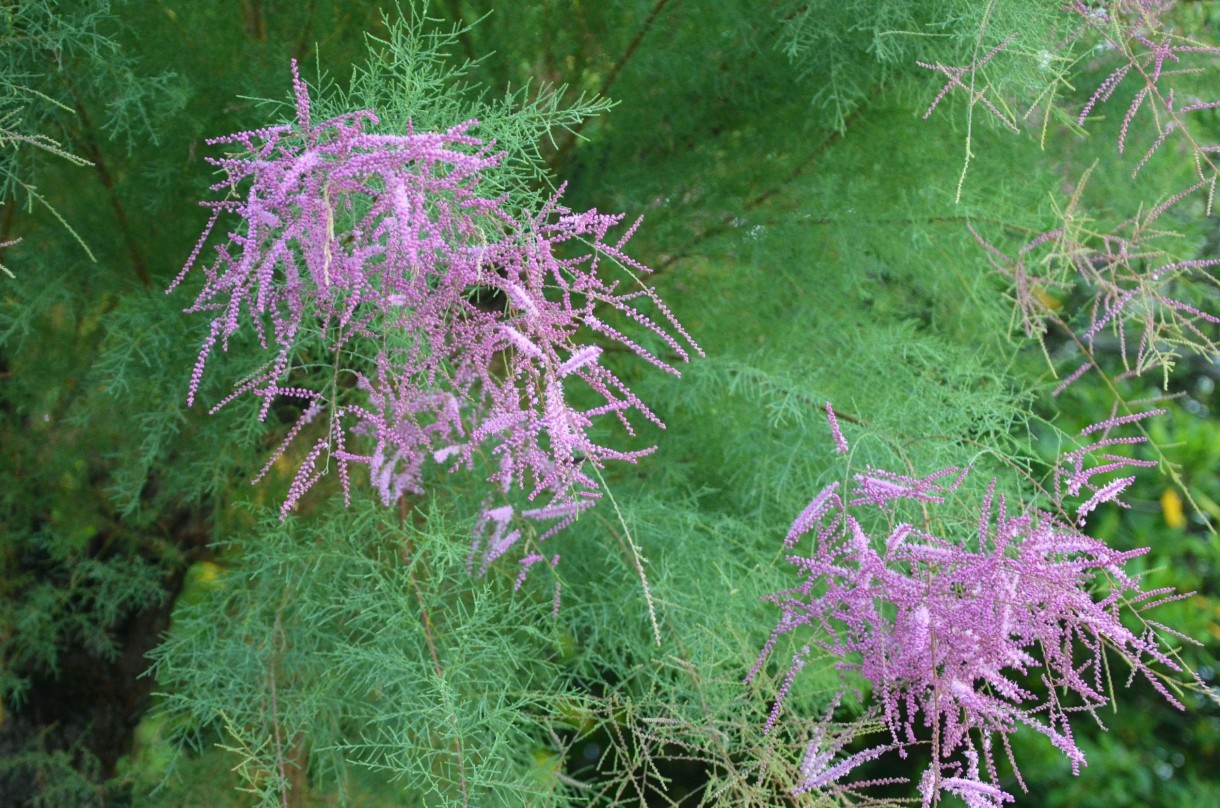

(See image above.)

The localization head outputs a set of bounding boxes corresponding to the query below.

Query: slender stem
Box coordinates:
[60,75,150,286]
[442,0,478,63]
[240,0,267,41]
[292,0,320,62]
[596,0,675,103]
[590,463,662,646]
[550,0,678,172]
[269,610,290,808]
[657,93,872,272]
[0,201,15,273]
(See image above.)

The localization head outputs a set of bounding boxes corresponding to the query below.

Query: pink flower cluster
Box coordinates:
[750,410,1186,804]
[171,61,698,567]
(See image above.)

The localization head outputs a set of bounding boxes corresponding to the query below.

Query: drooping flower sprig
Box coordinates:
[170,61,699,566]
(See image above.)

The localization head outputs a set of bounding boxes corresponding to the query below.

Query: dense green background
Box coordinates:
[2,1,1218,805]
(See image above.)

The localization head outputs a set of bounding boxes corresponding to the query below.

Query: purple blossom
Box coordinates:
[1051,361,1093,398]
[1070,0,1220,194]
[172,61,700,566]
[1074,1,1220,153]
[752,462,1186,802]
[1055,408,1162,523]
[848,465,968,509]
[795,729,900,796]
[920,747,1013,808]
[471,505,521,577]
[824,401,849,454]
[785,481,840,547]
[916,34,1019,132]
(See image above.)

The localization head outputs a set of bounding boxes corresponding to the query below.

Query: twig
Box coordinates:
[590,463,662,646]
[657,92,873,272]
[269,610,290,808]
[550,0,678,172]
[59,72,149,286]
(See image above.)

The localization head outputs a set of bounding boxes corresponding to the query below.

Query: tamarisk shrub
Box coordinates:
[169,60,699,569]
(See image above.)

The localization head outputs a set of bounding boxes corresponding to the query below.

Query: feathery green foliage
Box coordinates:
[1,1,1217,806]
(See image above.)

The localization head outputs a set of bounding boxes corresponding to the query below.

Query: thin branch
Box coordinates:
[657,93,874,272]
[590,463,662,646]
[550,0,678,172]
[269,610,290,808]
[60,73,149,286]
[441,0,478,62]
[292,0,320,62]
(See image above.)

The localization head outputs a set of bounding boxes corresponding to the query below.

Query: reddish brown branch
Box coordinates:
[550,0,679,172]
[60,78,150,287]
